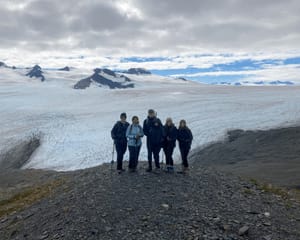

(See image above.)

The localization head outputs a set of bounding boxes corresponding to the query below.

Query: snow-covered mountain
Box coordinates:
[74,68,134,89]
[1,64,300,171]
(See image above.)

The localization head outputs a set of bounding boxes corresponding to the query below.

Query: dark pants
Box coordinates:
[163,144,175,166]
[147,141,161,169]
[128,145,141,170]
[115,142,127,170]
[179,144,190,168]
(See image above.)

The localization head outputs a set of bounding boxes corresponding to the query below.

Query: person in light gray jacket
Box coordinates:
[126,116,144,172]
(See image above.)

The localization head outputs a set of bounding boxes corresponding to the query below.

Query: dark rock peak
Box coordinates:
[126,68,151,75]
[58,66,70,71]
[270,80,294,85]
[102,68,116,77]
[93,68,116,77]
[0,61,6,67]
[74,70,134,89]
[26,65,45,82]
[177,77,188,81]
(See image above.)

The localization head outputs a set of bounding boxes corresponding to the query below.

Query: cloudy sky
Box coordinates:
[1,0,300,83]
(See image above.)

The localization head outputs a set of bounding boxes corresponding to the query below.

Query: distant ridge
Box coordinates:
[74,68,134,89]
[125,68,151,75]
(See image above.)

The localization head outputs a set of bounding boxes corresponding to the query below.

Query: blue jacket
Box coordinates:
[126,124,144,147]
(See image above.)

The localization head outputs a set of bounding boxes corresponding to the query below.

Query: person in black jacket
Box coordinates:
[163,118,177,173]
[143,109,164,172]
[111,113,130,173]
[177,119,193,173]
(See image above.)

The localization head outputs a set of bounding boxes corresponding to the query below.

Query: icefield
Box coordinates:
[1,68,300,171]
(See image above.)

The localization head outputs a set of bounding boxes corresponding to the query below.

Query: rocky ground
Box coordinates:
[0,127,300,240]
[190,126,300,189]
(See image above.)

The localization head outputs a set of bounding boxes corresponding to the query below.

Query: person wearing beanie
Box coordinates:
[111,112,130,173]
[143,109,164,172]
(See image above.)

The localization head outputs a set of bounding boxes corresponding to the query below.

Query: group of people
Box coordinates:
[111,109,193,174]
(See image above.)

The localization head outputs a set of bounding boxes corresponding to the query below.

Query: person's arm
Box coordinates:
[111,122,118,140]
[169,127,177,141]
[143,119,149,136]
[138,125,144,138]
[189,129,193,142]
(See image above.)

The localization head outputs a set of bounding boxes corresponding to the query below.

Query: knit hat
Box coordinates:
[120,112,127,119]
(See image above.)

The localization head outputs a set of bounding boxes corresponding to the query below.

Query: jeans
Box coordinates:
[179,144,190,168]
[128,145,141,169]
[163,144,175,166]
[115,142,127,170]
[147,141,161,169]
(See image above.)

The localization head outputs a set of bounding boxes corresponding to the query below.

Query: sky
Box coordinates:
[0,0,300,83]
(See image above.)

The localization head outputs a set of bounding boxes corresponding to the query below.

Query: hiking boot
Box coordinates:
[146,168,152,172]
[183,167,189,174]
[117,170,122,174]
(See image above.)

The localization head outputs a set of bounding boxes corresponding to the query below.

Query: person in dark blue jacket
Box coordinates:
[177,119,193,173]
[111,113,130,173]
[143,109,164,172]
[163,118,177,173]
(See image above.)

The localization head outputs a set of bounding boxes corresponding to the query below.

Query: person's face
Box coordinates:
[148,112,155,118]
[167,120,172,126]
[180,121,186,128]
[120,116,126,122]
[133,118,139,124]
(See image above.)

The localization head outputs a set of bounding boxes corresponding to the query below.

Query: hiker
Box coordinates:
[163,118,178,173]
[177,119,193,173]
[126,116,144,172]
[111,112,130,173]
[143,109,164,172]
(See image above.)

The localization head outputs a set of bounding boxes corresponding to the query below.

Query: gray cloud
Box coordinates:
[0,0,299,56]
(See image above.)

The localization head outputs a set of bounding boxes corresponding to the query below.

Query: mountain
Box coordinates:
[74,68,134,89]
[58,66,70,71]
[125,68,151,75]
[177,77,188,81]
[26,65,45,82]
[214,81,295,86]
[0,61,7,67]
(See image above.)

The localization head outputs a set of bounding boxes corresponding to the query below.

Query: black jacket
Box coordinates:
[163,124,178,148]
[111,121,130,144]
[177,127,193,149]
[143,117,164,146]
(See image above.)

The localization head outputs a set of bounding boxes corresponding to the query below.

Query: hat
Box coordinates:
[120,112,127,119]
[148,109,155,114]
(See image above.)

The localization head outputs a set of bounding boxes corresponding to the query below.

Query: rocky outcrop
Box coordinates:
[126,68,151,75]
[58,66,70,71]
[0,137,40,171]
[26,65,45,82]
